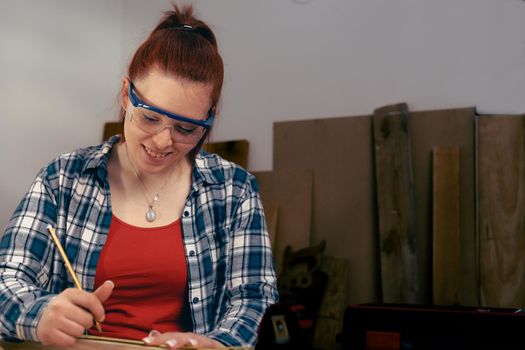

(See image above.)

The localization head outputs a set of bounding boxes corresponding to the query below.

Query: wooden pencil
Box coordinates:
[46,225,103,332]
[79,335,253,349]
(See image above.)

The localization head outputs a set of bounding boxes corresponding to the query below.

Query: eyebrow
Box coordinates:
[129,81,215,129]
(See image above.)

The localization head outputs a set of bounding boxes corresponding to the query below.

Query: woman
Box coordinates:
[0,4,278,349]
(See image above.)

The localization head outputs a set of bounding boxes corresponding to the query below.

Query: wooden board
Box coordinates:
[409,107,477,306]
[252,169,313,275]
[103,122,123,141]
[373,103,419,304]
[204,140,249,169]
[0,336,253,349]
[273,115,381,305]
[273,107,477,306]
[477,115,525,308]
[263,203,279,252]
[313,256,350,350]
[432,146,460,306]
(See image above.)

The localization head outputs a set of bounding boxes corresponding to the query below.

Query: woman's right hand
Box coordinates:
[36,280,114,346]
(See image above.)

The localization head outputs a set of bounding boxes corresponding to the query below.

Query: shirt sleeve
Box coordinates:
[206,174,279,346]
[0,169,58,341]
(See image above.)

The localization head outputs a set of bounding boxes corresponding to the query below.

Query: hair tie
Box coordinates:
[177,24,193,31]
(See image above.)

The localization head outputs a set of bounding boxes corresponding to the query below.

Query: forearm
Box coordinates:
[207,281,279,346]
[0,274,54,341]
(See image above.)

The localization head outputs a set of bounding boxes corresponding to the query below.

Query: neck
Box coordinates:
[121,143,184,189]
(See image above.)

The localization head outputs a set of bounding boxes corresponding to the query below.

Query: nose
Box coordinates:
[151,124,173,147]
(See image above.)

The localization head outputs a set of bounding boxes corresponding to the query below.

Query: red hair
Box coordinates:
[121,4,224,159]
[128,4,223,106]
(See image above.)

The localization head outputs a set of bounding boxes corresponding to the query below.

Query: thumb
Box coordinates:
[93,280,114,303]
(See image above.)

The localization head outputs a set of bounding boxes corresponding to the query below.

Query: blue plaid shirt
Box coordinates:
[0,135,278,346]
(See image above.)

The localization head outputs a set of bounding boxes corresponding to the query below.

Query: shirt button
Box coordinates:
[189,250,196,256]
[192,297,200,304]
[183,210,190,217]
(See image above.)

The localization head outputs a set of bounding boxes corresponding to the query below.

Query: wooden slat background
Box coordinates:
[252,169,313,275]
[204,139,249,170]
[272,107,477,307]
[477,115,525,308]
[274,115,380,305]
[372,103,419,304]
[432,146,461,306]
[409,107,477,306]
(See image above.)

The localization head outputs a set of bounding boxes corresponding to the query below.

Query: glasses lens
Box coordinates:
[131,108,206,144]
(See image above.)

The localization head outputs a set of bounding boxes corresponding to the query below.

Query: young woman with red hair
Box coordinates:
[0,4,278,349]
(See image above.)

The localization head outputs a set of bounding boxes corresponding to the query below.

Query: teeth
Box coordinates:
[144,146,168,159]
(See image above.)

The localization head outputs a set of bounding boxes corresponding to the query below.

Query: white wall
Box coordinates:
[1,0,524,229]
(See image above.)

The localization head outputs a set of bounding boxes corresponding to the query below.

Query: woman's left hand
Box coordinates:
[142,330,224,349]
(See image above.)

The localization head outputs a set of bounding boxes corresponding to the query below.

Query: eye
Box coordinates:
[175,124,198,135]
[142,111,160,123]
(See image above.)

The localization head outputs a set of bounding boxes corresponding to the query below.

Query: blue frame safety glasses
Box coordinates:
[128,80,215,144]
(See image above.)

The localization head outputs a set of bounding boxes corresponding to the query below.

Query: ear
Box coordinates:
[120,77,130,110]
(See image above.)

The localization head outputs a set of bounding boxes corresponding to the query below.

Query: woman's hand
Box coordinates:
[36,280,114,346]
[143,330,225,349]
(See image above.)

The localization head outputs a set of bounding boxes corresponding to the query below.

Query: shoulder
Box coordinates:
[39,135,118,183]
[194,151,259,192]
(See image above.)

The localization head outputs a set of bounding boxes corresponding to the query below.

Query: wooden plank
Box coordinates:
[252,170,313,275]
[432,146,460,306]
[372,102,419,304]
[0,337,252,349]
[273,115,379,305]
[264,203,279,252]
[204,139,249,169]
[273,107,476,306]
[313,256,350,350]
[477,115,525,308]
[409,107,476,306]
[103,121,122,141]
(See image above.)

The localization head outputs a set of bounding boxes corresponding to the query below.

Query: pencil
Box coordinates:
[46,225,103,332]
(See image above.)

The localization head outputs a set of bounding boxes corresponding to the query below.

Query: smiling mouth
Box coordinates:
[143,145,171,159]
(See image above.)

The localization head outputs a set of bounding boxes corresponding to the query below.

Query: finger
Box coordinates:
[92,280,114,323]
[142,332,181,346]
[143,332,216,349]
[43,293,95,329]
[61,309,95,331]
[40,329,77,347]
[93,280,114,304]
[165,339,179,349]
[65,288,108,323]
[58,317,88,338]
[186,338,199,348]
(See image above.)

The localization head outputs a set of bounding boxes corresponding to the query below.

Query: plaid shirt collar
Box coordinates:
[82,135,221,189]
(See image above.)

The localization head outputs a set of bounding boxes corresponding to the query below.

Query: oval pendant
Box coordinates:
[146,207,156,222]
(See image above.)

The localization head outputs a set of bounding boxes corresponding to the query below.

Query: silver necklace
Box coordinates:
[125,145,178,222]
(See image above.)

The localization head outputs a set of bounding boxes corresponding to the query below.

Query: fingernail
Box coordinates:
[105,280,115,288]
[188,338,198,346]
[142,336,153,344]
[166,339,178,347]
[148,330,160,337]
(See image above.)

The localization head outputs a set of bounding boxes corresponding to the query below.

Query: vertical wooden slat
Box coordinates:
[477,115,525,308]
[252,170,313,275]
[273,116,379,305]
[432,146,460,306]
[373,103,419,304]
[204,139,250,169]
[409,107,476,306]
[264,204,279,253]
[313,257,350,350]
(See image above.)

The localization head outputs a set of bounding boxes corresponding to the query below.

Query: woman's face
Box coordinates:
[122,68,213,175]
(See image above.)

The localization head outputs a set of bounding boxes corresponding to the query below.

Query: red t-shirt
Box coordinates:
[88,215,189,340]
